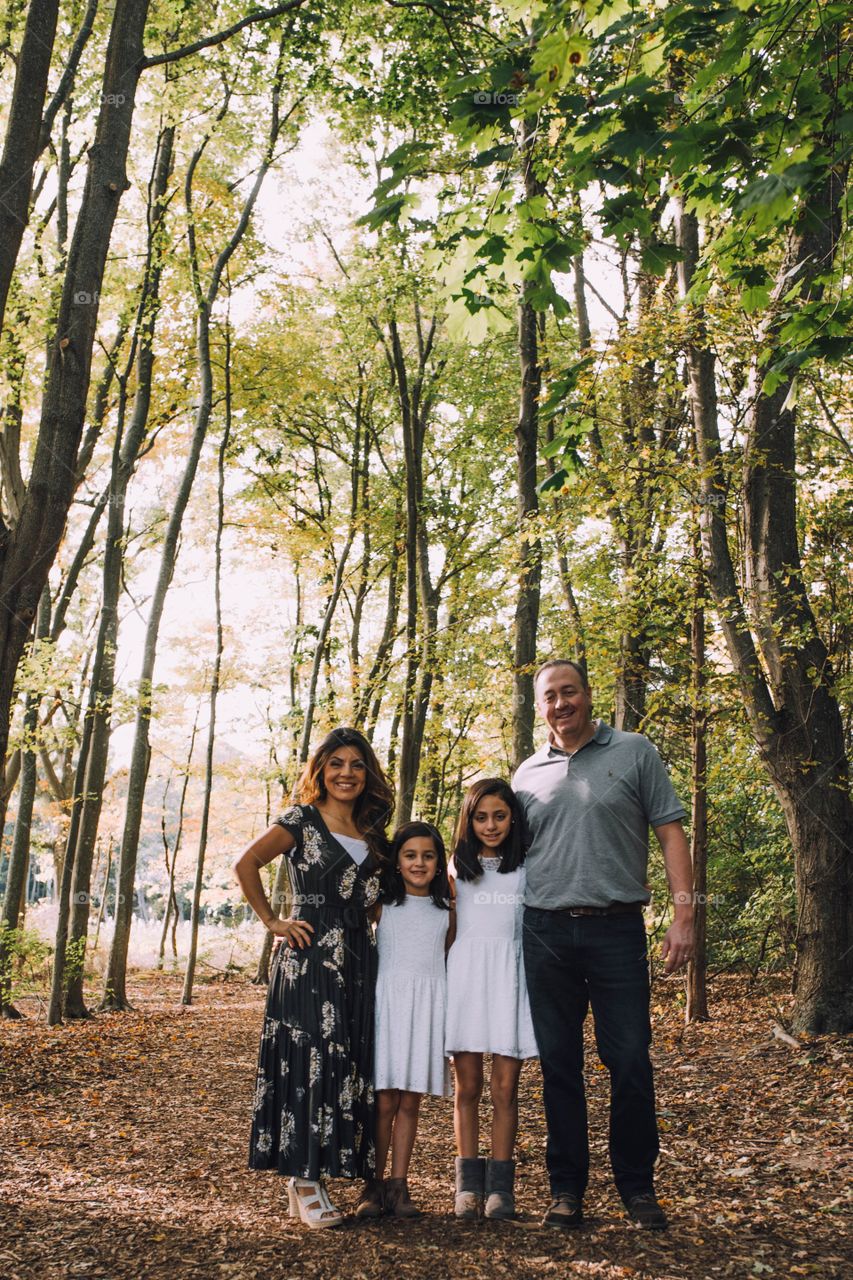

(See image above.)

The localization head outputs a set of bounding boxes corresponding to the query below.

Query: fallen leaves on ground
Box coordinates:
[0,974,850,1279]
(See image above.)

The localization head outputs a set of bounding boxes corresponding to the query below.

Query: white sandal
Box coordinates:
[287,1177,344,1229]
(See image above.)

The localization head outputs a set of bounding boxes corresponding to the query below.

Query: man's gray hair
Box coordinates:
[534,659,589,691]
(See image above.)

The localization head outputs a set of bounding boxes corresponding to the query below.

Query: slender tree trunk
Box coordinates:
[349,405,371,705]
[686,533,708,1023]
[511,118,543,770]
[613,258,657,733]
[0,1,151,844]
[676,178,853,1033]
[541,303,584,660]
[92,837,112,956]
[253,857,291,985]
[158,710,199,968]
[298,529,356,763]
[359,506,402,734]
[101,75,287,1011]
[182,366,230,1005]
[47,681,97,1025]
[388,312,440,821]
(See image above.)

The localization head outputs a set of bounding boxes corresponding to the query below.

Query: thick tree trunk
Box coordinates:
[0,0,61,333]
[61,126,175,1020]
[676,183,853,1033]
[0,0,151,843]
[0,587,50,1016]
[0,702,36,1016]
[511,119,543,771]
[101,69,285,1011]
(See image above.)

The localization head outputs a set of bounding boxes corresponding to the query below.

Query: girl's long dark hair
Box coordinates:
[381,821,451,909]
[452,778,525,881]
[297,726,394,864]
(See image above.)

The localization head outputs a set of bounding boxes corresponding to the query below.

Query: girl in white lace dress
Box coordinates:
[373,821,452,1216]
[445,779,537,1220]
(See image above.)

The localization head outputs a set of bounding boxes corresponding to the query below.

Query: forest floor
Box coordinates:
[0,973,850,1280]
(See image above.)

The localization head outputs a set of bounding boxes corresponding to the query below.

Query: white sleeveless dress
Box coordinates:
[374,895,451,1096]
[445,858,538,1059]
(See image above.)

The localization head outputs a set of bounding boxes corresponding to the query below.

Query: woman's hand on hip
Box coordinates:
[268,917,314,949]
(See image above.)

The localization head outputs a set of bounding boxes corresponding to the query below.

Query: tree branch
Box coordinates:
[142,2,307,68]
[37,0,99,156]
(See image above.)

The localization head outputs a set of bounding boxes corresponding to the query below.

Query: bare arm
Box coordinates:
[654,819,694,975]
[445,872,457,953]
[233,824,314,949]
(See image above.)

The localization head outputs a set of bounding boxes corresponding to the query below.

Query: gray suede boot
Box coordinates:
[454,1156,485,1219]
[485,1158,516,1219]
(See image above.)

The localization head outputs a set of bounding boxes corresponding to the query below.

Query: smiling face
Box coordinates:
[397,836,439,896]
[472,793,513,853]
[320,746,367,805]
[535,663,594,749]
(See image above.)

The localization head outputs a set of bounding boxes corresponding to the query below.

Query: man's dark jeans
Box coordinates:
[522,906,659,1202]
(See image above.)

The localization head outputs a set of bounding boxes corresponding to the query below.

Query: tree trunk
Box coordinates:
[252,856,291,985]
[0,0,151,843]
[297,526,356,763]
[92,837,112,956]
[613,257,658,733]
[349,410,371,706]
[686,537,708,1023]
[62,125,175,1021]
[101,72,286,1010]
[676,179,853,1033]
[158,710,198,969]
[389,312,440,821]
[47,678,97,1025]
[0,587,50,1016]
[359,502,402,735]
[0,0,61,333]
[511,118,543,770]
[182,324,231,1006]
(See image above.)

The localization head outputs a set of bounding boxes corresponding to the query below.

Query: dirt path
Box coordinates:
[1,975,850,1279]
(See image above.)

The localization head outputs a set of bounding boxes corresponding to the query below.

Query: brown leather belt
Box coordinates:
[557,902,645,917]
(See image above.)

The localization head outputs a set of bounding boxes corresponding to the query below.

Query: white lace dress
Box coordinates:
[445,858,538,1059]
[374,895,451,1097]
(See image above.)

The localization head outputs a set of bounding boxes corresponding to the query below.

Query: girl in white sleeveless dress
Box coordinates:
[445,779,537,1220]
[373,821,452,1217]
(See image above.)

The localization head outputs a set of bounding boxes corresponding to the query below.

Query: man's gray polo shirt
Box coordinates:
[512,721,686,910]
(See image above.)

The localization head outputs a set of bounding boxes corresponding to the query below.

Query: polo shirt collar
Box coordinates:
[545,718,612,758]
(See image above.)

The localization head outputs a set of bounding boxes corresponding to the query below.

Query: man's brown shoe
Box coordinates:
[543,1193,583,1228]
[624,1192,667,1230]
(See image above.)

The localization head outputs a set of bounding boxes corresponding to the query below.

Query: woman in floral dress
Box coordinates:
[235,727,394,1227]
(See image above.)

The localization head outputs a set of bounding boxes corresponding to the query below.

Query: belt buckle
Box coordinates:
[567,907,587,917]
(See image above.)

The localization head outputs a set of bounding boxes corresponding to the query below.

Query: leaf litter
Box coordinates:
[0,974,850,1279]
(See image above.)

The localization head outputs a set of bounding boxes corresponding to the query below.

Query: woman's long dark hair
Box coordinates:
[381,821,451,909]
[452,778,525,881]
[297,727,394,863]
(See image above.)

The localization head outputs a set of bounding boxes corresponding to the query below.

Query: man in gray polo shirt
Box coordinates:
[514,659,694,1231]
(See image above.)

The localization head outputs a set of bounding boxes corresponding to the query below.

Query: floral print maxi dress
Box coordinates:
[248,804,380,1180]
